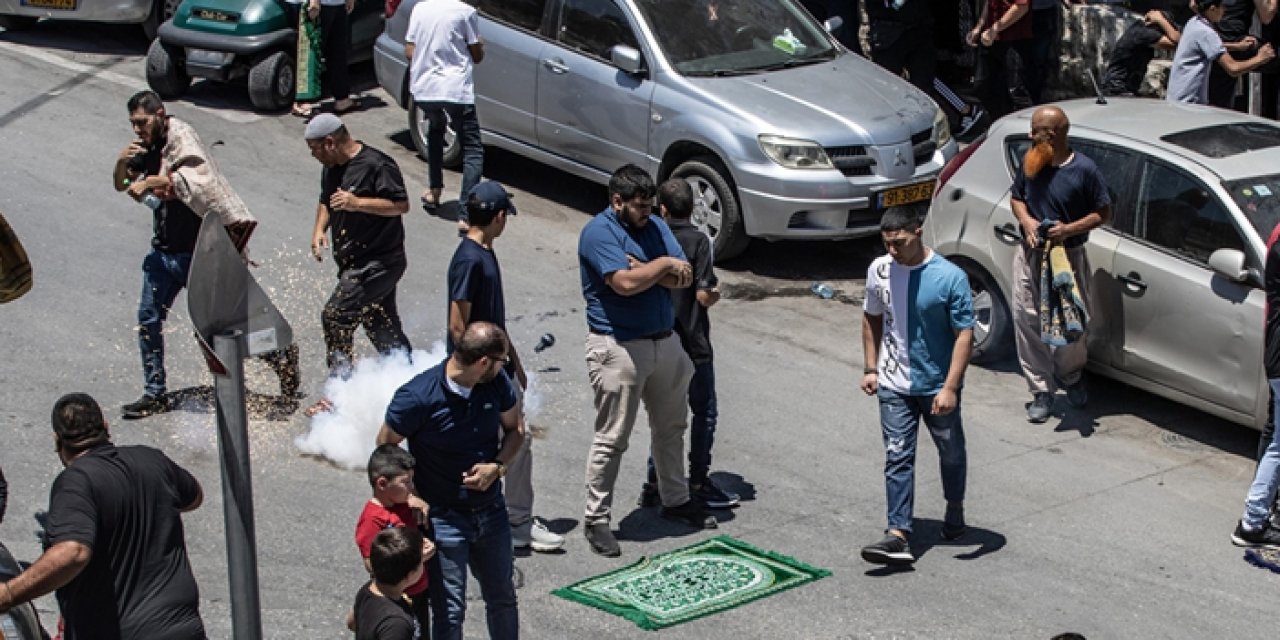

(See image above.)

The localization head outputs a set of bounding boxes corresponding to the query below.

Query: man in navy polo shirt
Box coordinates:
[578,164,716,558]
[377,322,524,640]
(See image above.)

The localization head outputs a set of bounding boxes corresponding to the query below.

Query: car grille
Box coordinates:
[825,145,875,177]
[911,129,935,165]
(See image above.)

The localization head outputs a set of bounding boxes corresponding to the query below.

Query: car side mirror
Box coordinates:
[823,16,843,33]
[1208,248,1249,283]
[610,45,644,75]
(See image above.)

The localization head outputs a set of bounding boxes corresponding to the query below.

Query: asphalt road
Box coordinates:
[0,22,1277,639]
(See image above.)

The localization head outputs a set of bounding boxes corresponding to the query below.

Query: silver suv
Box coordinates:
[374,0,956,260]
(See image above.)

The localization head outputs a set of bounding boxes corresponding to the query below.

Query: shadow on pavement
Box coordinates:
[718,236,884,284]
[0,21,147,55]
[909,519,1007,562]
[616,506,735,543]
[709,471,756,503]
[160,384,300,421]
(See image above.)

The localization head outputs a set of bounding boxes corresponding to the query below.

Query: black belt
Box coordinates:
[589,328,673,340]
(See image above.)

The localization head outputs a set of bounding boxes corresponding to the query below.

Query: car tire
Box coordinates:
[407,101,462,169]
[248,51,295,112]
[145,38,190,99]
[671,156,749,262]
[0,15,38,30]
[953,257,1013,364]
[140,0,180,41]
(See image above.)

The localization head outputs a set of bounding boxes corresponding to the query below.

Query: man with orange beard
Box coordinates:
[1010,106,1111,424]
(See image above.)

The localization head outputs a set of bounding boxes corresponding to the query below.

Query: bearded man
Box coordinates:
[1009,105,1112,424]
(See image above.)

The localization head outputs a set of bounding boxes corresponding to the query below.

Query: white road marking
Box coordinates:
[0,38,263,124]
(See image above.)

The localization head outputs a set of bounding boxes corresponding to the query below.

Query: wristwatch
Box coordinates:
[494,460,507,478]
[864,367,878,375]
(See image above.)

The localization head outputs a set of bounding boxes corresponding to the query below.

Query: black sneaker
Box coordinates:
[584,523,621,557]
[636,483,661,508]
[942,503,966,541]
[1027,392,1053,423]
[692,481,740,509]
[1232,521,1280,548]
[860,533,915,565]
[660,500,718,529]
[1064,379,1088,408]
[122,394,168,419]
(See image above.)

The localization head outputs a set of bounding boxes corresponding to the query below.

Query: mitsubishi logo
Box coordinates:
[893,148,906,167]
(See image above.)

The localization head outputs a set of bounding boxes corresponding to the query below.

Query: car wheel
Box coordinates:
[953,257,1012,364]
[0,15,38,30]
[140,0,180,41]
[145,38,190,99]
[248,52,295,112]
[671,156,749,262]
[407,101,462,169]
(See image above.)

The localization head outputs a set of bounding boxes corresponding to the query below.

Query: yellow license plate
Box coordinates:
[21,0,77,9]
[878,181,935,209]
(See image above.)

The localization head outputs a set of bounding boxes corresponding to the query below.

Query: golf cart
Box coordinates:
[145,0,381,111]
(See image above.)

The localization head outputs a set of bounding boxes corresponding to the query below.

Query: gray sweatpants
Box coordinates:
[1012,243,1091,394]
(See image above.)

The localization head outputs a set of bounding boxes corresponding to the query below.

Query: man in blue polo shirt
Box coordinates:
[859,207,975,566]
[377,321,524,639]
[578,164,716,558]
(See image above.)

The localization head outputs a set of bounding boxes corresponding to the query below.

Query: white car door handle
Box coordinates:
[1117,272,1148,292]
[993,223,1021,244]
[542,58,569,74]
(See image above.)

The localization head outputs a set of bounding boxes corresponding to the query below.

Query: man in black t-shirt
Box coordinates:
[1009,106,1111,424]
[1102,10,1181,96]
[0,393,205,639]
[305,114,412,405]
[445,181,565,554]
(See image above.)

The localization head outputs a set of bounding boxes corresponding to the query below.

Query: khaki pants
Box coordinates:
[583,332,693,524]
[1012,243,1091,394]
[503,383,534,526]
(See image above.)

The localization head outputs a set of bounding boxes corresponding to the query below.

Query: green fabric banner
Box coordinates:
[296,10,323,102]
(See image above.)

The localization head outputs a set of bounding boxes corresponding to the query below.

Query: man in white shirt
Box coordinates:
[405,0,485,214]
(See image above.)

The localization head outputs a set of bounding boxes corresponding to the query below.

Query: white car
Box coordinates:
[923,98,1280,430]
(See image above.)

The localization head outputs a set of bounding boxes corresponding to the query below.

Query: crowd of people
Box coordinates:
[7,1,1280,638]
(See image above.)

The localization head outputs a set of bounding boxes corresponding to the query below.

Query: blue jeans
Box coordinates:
[1242,379,1280,529]
[647,360,718,486]
[427,499,518,640]
[877,387,967,534]
[417,101,483,202]
[138,249,192,397]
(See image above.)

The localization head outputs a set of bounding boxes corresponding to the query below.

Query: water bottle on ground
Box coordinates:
[810,282,835,299]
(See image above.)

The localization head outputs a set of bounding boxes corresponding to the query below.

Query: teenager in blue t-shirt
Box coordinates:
[444,180,564,554]
[859,207,975,566]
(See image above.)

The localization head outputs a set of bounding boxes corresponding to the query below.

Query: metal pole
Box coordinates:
[213,331,263,640]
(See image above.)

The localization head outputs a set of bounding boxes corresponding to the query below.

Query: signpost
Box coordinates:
[187,214,293,639]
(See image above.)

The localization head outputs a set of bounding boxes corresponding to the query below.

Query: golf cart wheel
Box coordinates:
[408,101,462,169]
[671,155,749,262]
[145,38,190,99]
[0,15,38,30]
[141,0,180,41]
[953,257,1012,364]
[248,51,295,111]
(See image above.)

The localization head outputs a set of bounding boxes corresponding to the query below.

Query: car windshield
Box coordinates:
[1224,175,1280,240]
[631,0,837,77]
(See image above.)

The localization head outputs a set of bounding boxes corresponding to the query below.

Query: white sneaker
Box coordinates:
[512,517,564,552]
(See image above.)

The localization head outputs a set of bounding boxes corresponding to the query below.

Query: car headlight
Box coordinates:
[933,108,952,148]
[758,135,833,170]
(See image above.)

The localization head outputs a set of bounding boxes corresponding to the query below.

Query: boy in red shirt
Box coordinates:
[355,445,434,634]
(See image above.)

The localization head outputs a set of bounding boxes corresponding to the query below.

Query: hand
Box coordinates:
[407,494,429,526]
[1045,221,1069,242]
[1242,36,1260,50]
[461,463,501,492]
[345,0,355,13]
[966,27,981,47]
[307,0,320,18]
[1261,43,1276,62]
[1144,9,1162,23]
[861,372,878,395]
[119,141,146,163]
[329,188,358,211]
[980,28,997,47]
[932,388,958,415]
[421,538,436,562]
[1019,218,1041,249]
[311,230,329,262]
[666,257,693,288]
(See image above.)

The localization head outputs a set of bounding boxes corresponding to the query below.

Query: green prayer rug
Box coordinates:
[552,535,830,630]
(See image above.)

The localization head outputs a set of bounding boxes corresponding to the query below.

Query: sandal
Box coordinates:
[290,102,317,118]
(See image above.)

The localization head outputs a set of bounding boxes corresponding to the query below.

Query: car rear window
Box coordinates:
[1160,123,1280,158]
